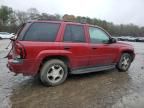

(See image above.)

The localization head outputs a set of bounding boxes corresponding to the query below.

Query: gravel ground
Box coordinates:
[0,39,144,108]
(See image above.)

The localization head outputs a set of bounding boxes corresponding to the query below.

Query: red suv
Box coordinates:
[7,21,135,86]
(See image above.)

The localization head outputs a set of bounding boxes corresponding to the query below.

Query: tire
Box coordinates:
[116,53,132,72]
[40,59,68,86]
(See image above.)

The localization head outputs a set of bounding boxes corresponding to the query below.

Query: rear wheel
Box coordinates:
[117,53,132,72]
[40,59,68,86]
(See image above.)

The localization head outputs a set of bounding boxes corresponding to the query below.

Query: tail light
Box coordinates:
[14,42,26,59]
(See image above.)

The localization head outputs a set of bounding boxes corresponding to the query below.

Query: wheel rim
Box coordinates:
[47,64,64,84]
[121,55,131,70]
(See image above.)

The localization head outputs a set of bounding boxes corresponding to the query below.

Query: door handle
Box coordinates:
[64,46,71,50]
[92,47,97,49]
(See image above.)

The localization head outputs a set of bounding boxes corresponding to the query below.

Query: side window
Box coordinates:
[89,27,109,43]
[23,22,60,42]
[63,25,85,42]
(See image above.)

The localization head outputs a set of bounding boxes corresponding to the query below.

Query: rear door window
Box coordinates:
[63,25,85,42]
[23,22,60,42]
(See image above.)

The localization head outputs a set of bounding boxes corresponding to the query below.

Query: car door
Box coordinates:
[60,24,90,69]
[88,26,118,67]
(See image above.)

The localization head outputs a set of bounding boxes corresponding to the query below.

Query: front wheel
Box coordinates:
[116,53,132,72]
[40,59,68,86]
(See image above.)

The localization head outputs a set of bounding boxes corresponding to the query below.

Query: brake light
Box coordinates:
[15,42,26,59]
[15,47,22,59]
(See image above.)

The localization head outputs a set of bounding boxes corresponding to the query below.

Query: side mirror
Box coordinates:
[110,38,117,43]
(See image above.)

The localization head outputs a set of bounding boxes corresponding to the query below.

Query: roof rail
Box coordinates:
[27,19,88,24]
[63,20,88,24]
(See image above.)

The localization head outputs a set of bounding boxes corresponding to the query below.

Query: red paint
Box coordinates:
[7,21,135,76]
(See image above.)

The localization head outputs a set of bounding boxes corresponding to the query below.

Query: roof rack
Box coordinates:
[27,19,88,24]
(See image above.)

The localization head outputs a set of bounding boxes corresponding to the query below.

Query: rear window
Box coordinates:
[23,22,60,42]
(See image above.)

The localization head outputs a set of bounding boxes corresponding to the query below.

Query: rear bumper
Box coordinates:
[7,59,39,76]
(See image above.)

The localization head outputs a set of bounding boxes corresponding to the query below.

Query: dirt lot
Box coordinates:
[0,39,144,108]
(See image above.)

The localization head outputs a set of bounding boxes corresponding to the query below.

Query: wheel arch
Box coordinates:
[38,55,71,74]
[119,49,135,62]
